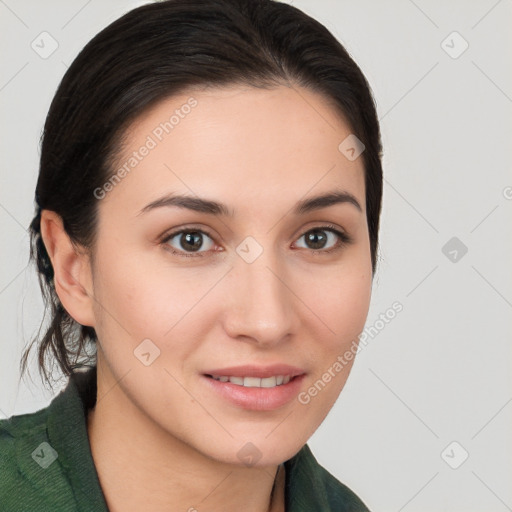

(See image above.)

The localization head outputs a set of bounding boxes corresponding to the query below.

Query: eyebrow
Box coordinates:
[138,190,362,217]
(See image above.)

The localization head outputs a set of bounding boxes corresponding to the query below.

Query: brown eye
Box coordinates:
[304,229,329,250]
[295,225,351,254]
[163,229,215,256]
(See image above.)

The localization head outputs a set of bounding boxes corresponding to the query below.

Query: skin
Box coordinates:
[40,84,373,512]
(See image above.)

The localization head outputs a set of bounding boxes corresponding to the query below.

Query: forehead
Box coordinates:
[105,84,366,216]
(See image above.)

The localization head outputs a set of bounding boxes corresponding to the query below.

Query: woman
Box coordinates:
[0,0,383,510]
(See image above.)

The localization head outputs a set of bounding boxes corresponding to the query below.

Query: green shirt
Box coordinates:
[0,367,370,511]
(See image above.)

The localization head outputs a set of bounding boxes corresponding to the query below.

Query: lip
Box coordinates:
[202,373,306,410]
[201,364,307,411]
[202,364,306,379]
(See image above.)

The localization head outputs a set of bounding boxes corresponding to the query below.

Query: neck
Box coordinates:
[86,363,285,512]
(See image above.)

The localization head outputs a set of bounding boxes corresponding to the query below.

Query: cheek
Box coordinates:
[90,244,165,341]
[334,271,372,335]
[91,245,219,349]
[296,266,371,425]
[304,261,372,346]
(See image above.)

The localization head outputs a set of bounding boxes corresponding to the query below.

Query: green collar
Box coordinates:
[9,366,368,511]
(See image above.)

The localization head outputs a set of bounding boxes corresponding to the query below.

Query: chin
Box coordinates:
[196,432,308,469]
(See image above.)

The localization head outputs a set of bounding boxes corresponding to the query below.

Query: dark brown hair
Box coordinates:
[20,0,383,390]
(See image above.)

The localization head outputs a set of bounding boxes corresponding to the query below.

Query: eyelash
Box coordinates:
[160,224,352,259]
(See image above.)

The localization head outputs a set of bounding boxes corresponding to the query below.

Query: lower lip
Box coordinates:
[202,374,306,411]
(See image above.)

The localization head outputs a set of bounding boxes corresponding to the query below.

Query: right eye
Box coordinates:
[161,228,217,258]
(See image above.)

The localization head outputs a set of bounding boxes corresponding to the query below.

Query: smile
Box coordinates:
[206,375,292,387]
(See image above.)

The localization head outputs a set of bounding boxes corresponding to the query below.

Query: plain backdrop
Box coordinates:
[1,1,511,511]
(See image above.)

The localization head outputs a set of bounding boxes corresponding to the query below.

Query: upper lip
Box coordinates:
[203,364,306,379]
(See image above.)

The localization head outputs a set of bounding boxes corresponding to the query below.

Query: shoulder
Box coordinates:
[0,403,53,467]
[285,444,371,511]
[0,402,51,437]
[314,459,371,511]
[0,405,53,510]
[0,391,79,511]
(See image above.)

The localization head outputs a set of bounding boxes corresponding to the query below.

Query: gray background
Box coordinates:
[1,1,511,510]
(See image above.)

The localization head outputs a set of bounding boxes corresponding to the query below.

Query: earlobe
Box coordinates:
[39,210,96,327]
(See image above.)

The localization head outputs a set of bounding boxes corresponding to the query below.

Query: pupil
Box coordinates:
[307,230,326,249]
[182,232,202,251]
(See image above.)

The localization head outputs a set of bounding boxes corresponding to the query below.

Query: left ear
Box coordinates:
[39,209,96,327]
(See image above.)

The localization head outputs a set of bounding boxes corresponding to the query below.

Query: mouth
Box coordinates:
[204,374,298,388]
[201,371,306,411]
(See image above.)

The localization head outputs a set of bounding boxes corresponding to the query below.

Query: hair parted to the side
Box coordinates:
[20,0,383,390]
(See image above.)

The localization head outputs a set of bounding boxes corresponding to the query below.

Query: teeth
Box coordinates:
[260,376,276,388]
[210,374,293,388]
[244,377,261,387]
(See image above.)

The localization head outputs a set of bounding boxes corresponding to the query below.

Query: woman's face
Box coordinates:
[87,84,372,466]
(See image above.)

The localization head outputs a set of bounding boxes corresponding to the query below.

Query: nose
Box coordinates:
[221,248,298,348]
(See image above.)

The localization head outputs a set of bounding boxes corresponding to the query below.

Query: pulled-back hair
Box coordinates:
[20,0,383,390]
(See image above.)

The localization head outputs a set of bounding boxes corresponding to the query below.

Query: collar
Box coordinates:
[40,366,337,511]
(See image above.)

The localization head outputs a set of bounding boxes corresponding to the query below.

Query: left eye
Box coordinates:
[295,226,347,252]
